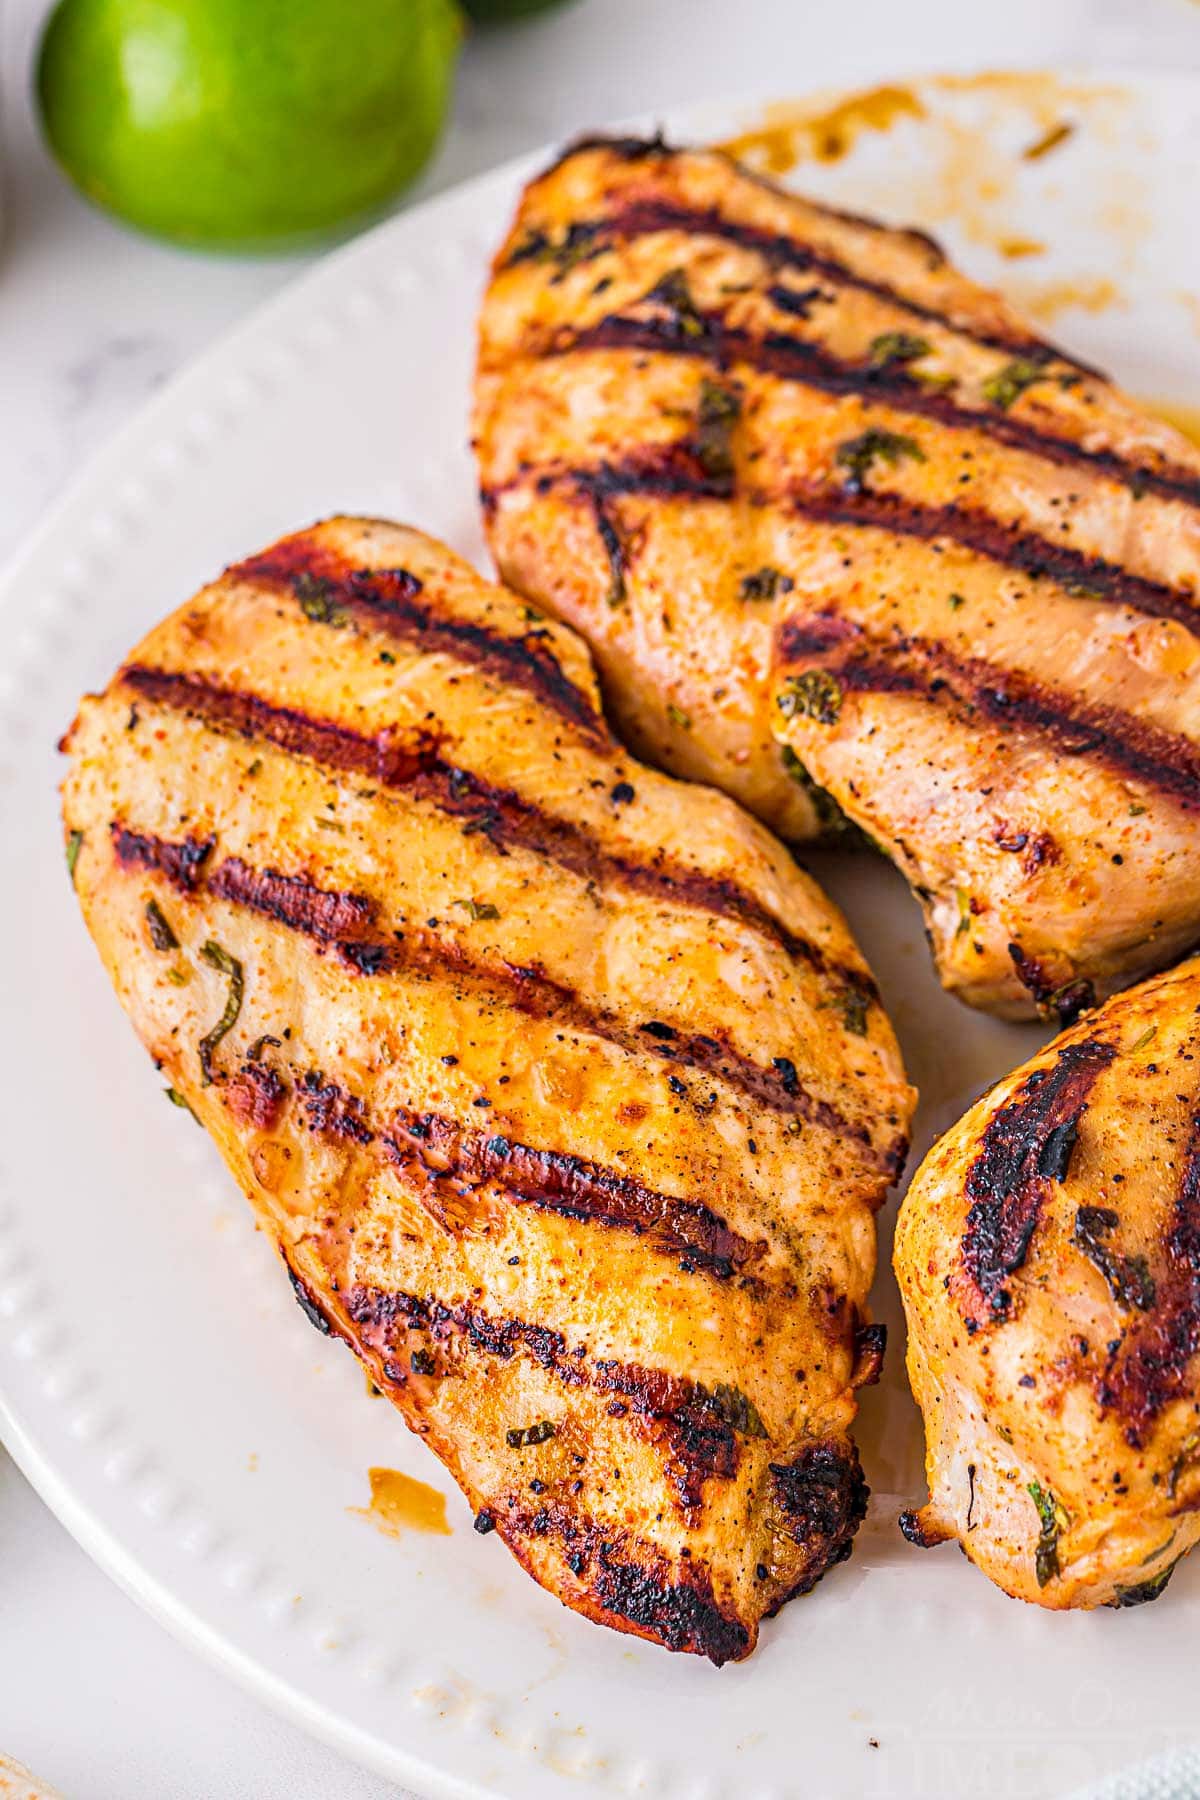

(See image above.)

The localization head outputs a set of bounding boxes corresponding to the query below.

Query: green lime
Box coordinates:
[37,0,463,250]
[463,0,571,19]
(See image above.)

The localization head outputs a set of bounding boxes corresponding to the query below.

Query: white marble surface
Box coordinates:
[2,0,1199,1794]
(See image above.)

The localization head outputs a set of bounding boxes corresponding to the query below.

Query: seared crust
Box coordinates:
[475,136,1200,1016]
[896,958,1200,1608]
[62,516,914,1661]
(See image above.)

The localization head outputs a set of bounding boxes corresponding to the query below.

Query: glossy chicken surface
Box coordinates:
[896,957,1200,1608]
[476,136,1200,1019]
[61,517,913,1662]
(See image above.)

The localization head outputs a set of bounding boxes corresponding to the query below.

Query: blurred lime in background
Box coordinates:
[37,0,464,249]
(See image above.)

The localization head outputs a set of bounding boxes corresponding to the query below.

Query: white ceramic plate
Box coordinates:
[2,69,1198,1800]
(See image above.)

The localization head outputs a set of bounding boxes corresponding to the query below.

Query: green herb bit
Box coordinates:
[778,744,854,835]
[982,358,1047,411]
[835,428,925,493]
[840,990,869,1036]
[294,571,349,627]
[914,369,957,392]
[955,888,973,937]
[455,898,500,921]
[197,939,245,1086]
[514,222,601,277]
[1129,1024,1157,1054]
[694,377,741,480]
[1113,1560,1179,1607]
[66,829,83,884]
[666,701,692,731]
[378,650,396,665]
[1169,1434,1199,1499]
[1028,1478,1069,1587]
[506,1420,557,1449]
[315,816,345,833]
[867,331,931,370]
[777,670,843,726]
[246,758,263,778]
[167,966,189,987]
[592,502,626,610]
[646,268,706,338]
[145,899,178,952]
[1073,1206,1156,1312]
[708,1382,767,1439]
[948,592,966,611]
[164,1087,200,1123]
[1128,801,1147,816]
[739,566,792,602]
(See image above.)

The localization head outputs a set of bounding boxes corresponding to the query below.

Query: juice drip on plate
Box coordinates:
[353,1466,452,1537]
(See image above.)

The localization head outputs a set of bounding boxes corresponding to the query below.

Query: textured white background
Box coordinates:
[2,1,1200,1795]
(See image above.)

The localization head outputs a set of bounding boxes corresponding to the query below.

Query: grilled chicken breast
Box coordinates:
[896,957,1200,1608]
[475,136,1200,1019]
[61,516,913,1663]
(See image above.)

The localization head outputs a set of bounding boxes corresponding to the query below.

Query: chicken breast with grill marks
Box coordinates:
[61,516,914,1663]
[475,135,1200,1020]
[896,958,1200,1608]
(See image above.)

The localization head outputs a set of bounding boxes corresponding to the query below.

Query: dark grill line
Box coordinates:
[110,822,214,890]
[231,1048,762,1280]
[780,488,1199,633]
[110,825,887,1153]
[288,1252,751,1662]
[386,1106,766,1278]
[501,457,1199,634]
[776,612,1200,814]
[489,1496,751,1665]
[504,188,1075,367]
[346,1284,754,1517]
[119,661,876,1000]
[548,309,1200,511]
[955,1038,1116,1326]
[232,541,610,749]
[1096,1108,1200,1446]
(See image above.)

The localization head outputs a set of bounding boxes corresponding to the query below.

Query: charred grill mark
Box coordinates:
[233,546,609,748]
[287,1262,335,1335]
[852,1319,887,1387]
[956,1039,1115,1325]
[1006,943,1096,1029]
[574,1534,750,1664]
[110,822,214,890]
[780,489,1200,632]
[113,831,883,1152]
[549,306,1198,510]
[123,665,431,787]
[346,1284,762,1518]
[386,1107,763,1278]
[210,856,376,941]
[225,1059,287,1131]
[512,458,1199,635]
[589,1363,742,1507]
[504,190,1075,366]
[1095,1111,1200,1445]
[776,612,1200,817]
[539,131,673,175]
[499,1496,751,1664]
[300,1069,374,1145]
[120,662,878,1006]
[765,1439,869,1607]
[348,1285,568,1368]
